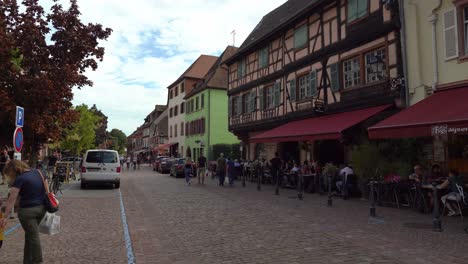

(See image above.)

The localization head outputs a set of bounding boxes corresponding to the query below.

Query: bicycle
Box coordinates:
[50,167,66,195]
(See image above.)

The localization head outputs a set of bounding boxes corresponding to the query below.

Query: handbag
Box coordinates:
[39,212,61,235]
[37,170,59,213]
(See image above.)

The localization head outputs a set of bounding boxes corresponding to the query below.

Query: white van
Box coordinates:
[80,149,121,189]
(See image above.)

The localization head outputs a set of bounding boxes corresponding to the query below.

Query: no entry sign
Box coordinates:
[13,127,24,153]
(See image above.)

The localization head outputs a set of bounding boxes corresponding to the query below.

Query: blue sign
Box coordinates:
[16,106,24,127]
[13,127,24,152]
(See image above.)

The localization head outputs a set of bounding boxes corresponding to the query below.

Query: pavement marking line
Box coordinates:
[119,189,136,264]
[5,223,21,236]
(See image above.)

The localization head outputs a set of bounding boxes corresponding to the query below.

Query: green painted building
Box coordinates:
[184,46,239,161]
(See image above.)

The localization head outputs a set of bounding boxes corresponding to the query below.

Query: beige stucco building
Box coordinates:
[167,55,218,157]
[404,0,468,105]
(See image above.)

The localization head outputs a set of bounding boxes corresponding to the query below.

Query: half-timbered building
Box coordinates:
[225,0,404,163]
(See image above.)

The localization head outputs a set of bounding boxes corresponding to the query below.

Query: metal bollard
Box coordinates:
[257,168,262,191]
[297,173,303,200]
[342,173,348,200]
[432,182,442,232]
[327,175,333,207]
[370,181,376,217]
[275,170,280,195]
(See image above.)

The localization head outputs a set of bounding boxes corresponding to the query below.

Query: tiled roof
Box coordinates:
[167,55,218,89]
[227,0,321,64]
[185,46,238,99]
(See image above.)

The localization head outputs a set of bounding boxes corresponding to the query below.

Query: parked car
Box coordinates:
[153,156,169,171]
[80,149,121,189]
[170,158,186,178]
[159,158,174,174]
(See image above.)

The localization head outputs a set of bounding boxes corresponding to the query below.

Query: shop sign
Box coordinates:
[448,127,468,135]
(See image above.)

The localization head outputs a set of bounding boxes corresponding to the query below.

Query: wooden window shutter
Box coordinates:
[250,91,256,112]
[289,80,296,101]
[236,97,242,116]
[259,88,264,110]
[228,98,232,117]
[185,123,189,136]
[309,70,317,97]
[274,82,281,106]
[443,9,458,59]
[330,63,340,92]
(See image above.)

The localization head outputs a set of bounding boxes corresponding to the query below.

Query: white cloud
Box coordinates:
[43,0,288,135]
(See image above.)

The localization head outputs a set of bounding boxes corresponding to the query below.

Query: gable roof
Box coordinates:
[226,0,322,64]
[185,46,238,99]
[167,55,218,89]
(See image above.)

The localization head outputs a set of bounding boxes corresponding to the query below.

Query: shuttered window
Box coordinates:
[348,0,368,23]
[330,63,340,92]
[243,93,249,114]
[259,47,269,68]
[274,82,281,106]
[259,88,264,110]
[289,80,296,101]
[298,74,309,100]
[444,9,458,60]
[181,122,184,136]
[201,94,205,108]
[294,25,308,49]
[250,90,256,112]
[464,7,468,55]
[309,70,317,97]
[237,60,246,78]
[265,86,274,109]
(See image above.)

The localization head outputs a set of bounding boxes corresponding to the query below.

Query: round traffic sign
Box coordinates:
[13,127,24,153]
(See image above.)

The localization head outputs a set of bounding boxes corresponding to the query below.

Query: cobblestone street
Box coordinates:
[2,167,468,263]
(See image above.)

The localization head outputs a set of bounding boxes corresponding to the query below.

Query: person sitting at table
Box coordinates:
[426,164,444,183]
[336,164,354,194]
[287,161,300,186]
[439,169,464,216]
[301,160,311,174]
[409,164,424,183]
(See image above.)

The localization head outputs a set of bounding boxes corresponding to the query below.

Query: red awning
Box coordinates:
[250,105,391,143]
[369,87,468,139]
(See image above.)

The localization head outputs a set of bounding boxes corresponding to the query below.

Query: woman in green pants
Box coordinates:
[1,160,48,264]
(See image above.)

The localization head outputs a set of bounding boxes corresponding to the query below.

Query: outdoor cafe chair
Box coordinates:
[442,183,467,221]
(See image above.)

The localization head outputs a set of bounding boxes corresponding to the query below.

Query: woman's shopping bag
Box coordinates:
[39,212,61,235]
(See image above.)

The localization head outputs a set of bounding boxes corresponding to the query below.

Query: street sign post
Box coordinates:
[13,127,24,153]
[16,106,24,128]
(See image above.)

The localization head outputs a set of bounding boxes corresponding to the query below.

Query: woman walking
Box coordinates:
[0,160,48,264]
[184,158,194,186]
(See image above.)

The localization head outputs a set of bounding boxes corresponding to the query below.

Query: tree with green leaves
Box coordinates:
[61,105,100,158]
[109,129,127,154]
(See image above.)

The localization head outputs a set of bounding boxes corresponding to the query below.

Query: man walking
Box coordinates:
[270,152,282,194]
[197,153,207,185]
[47,151,58,178]
[217,153,227,186]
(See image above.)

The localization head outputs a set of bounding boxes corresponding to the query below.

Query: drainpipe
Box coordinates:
[399,0,410,107]
[430,0,442,92]
[208,88,211,161]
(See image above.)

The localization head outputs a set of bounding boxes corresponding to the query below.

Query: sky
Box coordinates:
[40,0,288,136]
